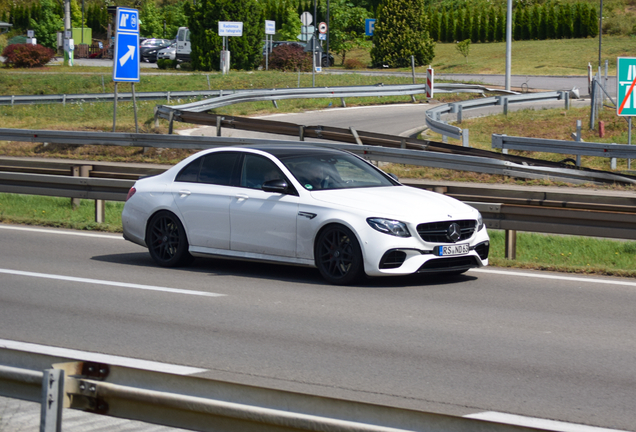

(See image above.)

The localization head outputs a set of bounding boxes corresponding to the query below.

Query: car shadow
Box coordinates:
[91,253,477,288]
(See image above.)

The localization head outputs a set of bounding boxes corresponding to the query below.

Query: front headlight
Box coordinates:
[367,218,411,237]
[477,212,484,231]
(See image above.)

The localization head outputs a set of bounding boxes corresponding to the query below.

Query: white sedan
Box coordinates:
[122,145,489,285]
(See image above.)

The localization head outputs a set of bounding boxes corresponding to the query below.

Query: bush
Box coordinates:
[178,62,193,71]
[2,43,56,68]
[266,44,312,72]
[343,58,366,70]
[157,59,178,69]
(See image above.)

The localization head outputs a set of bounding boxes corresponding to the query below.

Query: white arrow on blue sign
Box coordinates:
[113,7,140,83]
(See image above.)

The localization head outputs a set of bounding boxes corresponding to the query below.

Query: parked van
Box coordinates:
[176,27,191,62]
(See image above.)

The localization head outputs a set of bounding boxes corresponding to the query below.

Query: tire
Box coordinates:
[321,56,329,68]
[315,225,364,285]
[146,211,193,267]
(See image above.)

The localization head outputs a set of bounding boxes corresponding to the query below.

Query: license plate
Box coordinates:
[436,244,469,256]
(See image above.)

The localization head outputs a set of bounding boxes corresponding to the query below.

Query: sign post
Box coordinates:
[265,20,275,71]
[112,7,140,132]
[617,57,636,168]
[218,22,243,74]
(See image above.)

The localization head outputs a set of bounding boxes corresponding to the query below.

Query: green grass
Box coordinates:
[344,35,636,76]
[0,193,123,232]
[489,230,636,277]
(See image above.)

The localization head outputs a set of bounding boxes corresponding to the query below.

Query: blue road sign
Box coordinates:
[113,7,140,83]
[365,19,376,36]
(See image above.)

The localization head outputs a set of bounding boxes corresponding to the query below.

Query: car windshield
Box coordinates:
[279,152,396,191]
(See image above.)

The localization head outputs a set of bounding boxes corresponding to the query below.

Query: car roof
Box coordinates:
[213,144,346,159]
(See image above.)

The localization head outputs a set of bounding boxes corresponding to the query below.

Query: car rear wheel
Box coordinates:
[315,225,364,285]
[146,211,193,267]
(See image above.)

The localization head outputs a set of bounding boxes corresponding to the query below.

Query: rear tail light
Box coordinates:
[126,187,136,201]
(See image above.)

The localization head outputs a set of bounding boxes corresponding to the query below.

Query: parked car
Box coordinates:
[263,40,334,67]
[122,145,489,285]
[157,42,176,61]
[140,38,172,63]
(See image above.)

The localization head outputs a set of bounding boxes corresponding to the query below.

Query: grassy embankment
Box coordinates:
[0,36,635,277]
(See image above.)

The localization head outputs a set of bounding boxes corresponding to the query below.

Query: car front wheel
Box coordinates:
[315,225,364,285]
[146,211,193,267]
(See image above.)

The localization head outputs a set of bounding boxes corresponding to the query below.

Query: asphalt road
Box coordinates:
[1,224,635,431]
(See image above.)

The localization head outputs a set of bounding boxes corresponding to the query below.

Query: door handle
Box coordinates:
[178,190,191,197]
[235,193,249,201]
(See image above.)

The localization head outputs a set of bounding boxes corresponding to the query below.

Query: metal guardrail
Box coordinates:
[492,134,636,159]
[0,83,509,107]
[0,345,578,432]
[1,165,635,244]
[424,92,567,144]
[1,128,634,186]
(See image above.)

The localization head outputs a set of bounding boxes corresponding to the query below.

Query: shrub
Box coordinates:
[266,44,312,72]
[344,58,366,70]
[157,59,178,69]
[2,43,55,68]
[178,62,193,71]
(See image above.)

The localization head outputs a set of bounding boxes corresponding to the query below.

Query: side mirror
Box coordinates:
[388,173,399,182]
[262,179,288,193]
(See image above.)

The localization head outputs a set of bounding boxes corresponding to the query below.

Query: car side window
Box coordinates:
[175,152,240,185]
[240,154,285,190]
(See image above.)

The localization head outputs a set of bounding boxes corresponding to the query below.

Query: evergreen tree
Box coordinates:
[530,5,540,40]
[429,9,439,41]
[440,9,448,42]
[488,7,496,42]
[587,4,598,38]
[538,4,547,39]
[185,0,263,71]
[573,3,582,38]
[455,8,465,42]
[546,4,557,39]
[370,0,435,67]
[513,11,521,40]
[495,7,504,42]
[446,9,455,42]
[463,6,472,41]
[471,9,479,43]
[479,9,487,42]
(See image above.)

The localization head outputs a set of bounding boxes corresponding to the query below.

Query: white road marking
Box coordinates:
[0,339,207,375]
[0,224,123,239]
[0,268,225,297]
[470,268,636,288]
[465,411,628,432]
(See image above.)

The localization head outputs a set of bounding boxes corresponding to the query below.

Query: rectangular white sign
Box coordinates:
[218,21,243,37]
[265,20,275,35]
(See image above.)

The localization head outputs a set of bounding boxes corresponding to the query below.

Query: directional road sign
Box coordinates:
[113,7,140,83]
[617,57,636,116]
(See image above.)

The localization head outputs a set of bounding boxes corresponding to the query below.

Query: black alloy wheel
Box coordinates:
[146,211,193,267]
[315,225,364,285]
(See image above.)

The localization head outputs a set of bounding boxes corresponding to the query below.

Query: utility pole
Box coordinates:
[64,0,71,66]
[505,0,512,91]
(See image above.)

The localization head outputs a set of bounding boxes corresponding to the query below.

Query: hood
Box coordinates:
[309,185,477,221]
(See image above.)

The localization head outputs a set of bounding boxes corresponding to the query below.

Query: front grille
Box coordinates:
[417,256,479,273]
[416,220,476,243]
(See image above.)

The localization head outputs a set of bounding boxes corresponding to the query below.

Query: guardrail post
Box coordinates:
[216,116,223,137]
[563,91,570,110]
[457,105,463,124]
[168,111,174,135]
[153,107,160,129]
[70,165,91,209]
[461,129,469,147]
[505,230,517,260]
[41,368,64,432]
[341,98,346,108]
[575,120,582,166]
[299,125,305,141]
[272,100,278,108]
[503,98,509,116]
[62,94,66,107]
[350,127,364,145]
